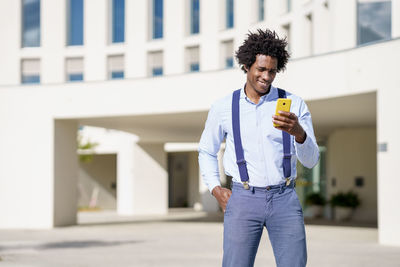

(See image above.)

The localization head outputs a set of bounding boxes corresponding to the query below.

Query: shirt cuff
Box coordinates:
[208,181,222,194]
[294,131,312,150]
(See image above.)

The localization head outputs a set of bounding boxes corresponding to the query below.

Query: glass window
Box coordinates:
[66,58,84,82]
[190,0,200,34]
[282,24,291,53]
[226,57,234,68]
[21,59,40,84]
[67,0,84,46]
[226,0,234,29]
[258,0,264,21]
[148,51,163,76]
[186,46,200,72]
[222,40,234,69]
[112,0,125,43]
[190,63,200,72]
[152,67,163,76]
[296,145,327,208]
[286,0,292,13]
[108,55,124,79]
[306,14,313,55]
[152,0,163,39]
[357,0,391,45]
[22,0,41,47]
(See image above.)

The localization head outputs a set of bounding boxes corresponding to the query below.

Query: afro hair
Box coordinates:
[235,29,290,73]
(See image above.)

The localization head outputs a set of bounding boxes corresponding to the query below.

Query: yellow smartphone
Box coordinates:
[273,98,292,127]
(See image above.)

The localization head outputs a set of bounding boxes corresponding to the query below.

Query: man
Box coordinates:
[198,29,319,267]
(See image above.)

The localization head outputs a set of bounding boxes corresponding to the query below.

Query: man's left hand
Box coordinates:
[273,111,306,144]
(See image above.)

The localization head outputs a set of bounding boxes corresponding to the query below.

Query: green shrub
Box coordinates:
[330,191,360,208]
[305,193,326,206]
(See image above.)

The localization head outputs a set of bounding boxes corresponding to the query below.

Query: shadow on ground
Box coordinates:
[0,239,142,252]
[78,209,377,229]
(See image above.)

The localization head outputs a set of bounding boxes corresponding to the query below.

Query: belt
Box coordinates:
[232,179,296,193]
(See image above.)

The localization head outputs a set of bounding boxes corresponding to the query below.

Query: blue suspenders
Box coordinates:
[231,88,292,189]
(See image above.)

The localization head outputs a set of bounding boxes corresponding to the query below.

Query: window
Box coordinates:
[226,0,234,29]
[152,0,163,39]
[108,55,124,79]
[22,0,40,47]
[357,0,391,45]
[111,0,125,43]
[186,46,200,72]
[286,0,292,13]
[258,0,265,21]
[148,51,163,76]
[66,58,84,82]
[21,59,40,84]
[222,40,234,69]
[305,14,313,55]
[282,24,291,53]
[67,0,84,46]
[190,0,200,34]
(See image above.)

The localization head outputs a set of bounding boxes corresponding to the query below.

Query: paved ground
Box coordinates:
[0,211,399,267]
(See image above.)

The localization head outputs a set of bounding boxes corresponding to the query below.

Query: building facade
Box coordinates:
[0,0,400,246]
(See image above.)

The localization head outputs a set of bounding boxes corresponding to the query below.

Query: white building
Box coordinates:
[0,0,399,246]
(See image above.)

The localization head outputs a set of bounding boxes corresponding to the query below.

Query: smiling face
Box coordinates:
[245,54,278,97]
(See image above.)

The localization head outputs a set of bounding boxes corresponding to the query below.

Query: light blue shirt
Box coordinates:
[198,85,319,192]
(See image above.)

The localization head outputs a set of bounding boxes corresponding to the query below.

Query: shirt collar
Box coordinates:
[240,84,279,103]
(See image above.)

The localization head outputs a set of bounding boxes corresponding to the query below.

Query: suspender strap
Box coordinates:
[232,89,250,183]
[277,88,292,178]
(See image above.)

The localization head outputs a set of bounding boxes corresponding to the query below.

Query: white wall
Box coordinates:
[377,84,400,246]
[132,143,168,215]
[0,0,20,84]
[0,98,55,228]
[326,128,377,223]
[392,0,400,38]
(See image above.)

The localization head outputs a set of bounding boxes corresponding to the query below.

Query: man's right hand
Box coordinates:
[212,186,232,212]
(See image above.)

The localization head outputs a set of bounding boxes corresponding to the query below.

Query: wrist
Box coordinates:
[295,130,306,144]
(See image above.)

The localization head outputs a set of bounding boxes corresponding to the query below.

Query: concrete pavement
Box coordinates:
[0,211,399,267]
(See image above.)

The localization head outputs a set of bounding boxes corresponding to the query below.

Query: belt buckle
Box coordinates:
[285,178,291,187]
[243,181,250,190]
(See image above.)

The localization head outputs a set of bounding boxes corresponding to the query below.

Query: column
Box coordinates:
[117,142,168,215]
[377,87,400,246]
[54,120,79,226]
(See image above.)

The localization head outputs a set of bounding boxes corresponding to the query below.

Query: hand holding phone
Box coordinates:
[273,98,292,127]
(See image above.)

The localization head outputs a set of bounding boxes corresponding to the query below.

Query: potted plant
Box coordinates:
[330,191,360,221]
[305,192,326,218]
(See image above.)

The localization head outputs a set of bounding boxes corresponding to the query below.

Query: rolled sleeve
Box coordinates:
[198,103,225,192]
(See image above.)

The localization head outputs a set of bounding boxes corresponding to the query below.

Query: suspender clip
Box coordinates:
[285,178,291,186]
[243,181,250,190]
